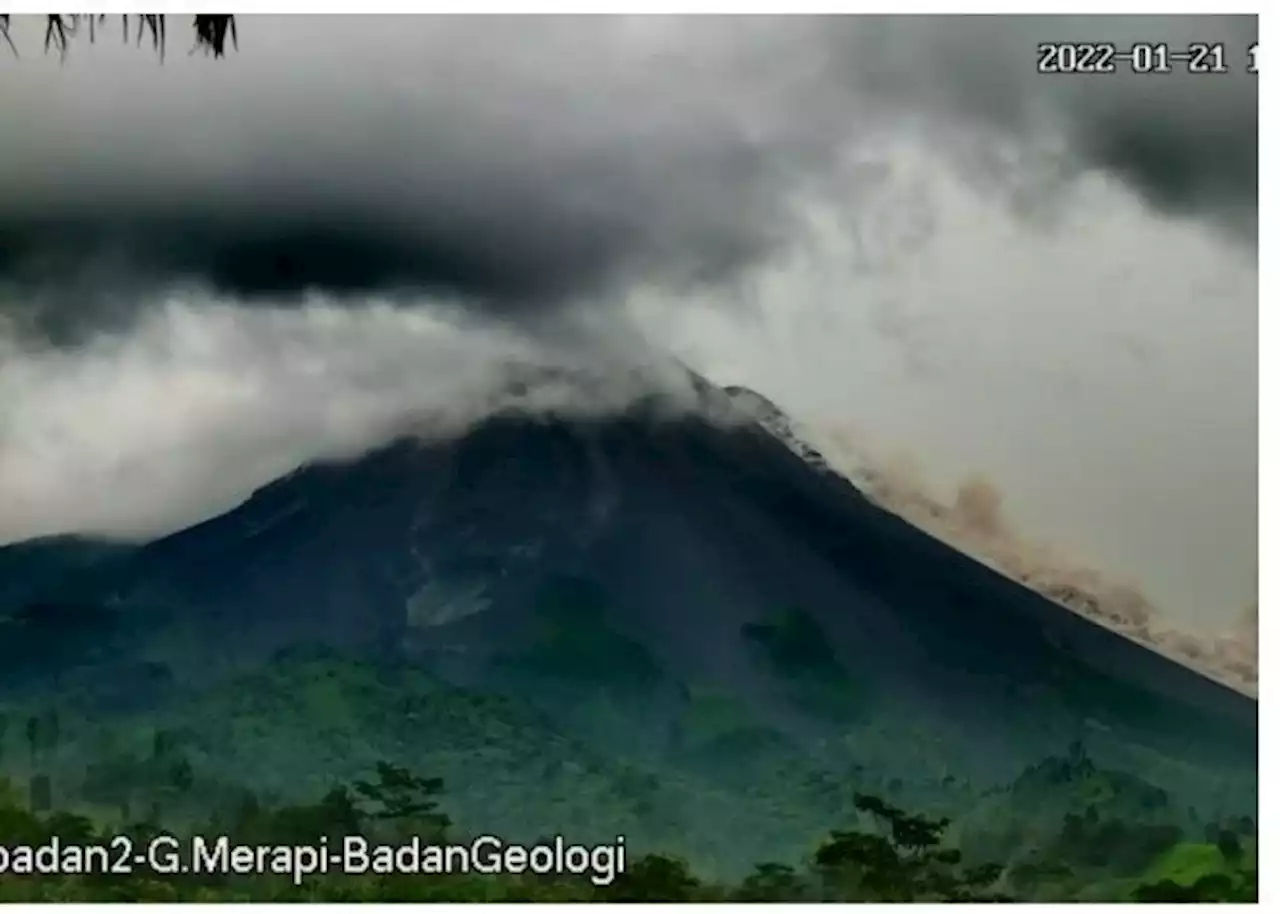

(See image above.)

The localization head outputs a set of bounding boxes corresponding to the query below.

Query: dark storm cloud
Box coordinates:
[1071,92,1256,230]
[0,16,834,328]
[831,15,1258,233]
[0,14,1257,328]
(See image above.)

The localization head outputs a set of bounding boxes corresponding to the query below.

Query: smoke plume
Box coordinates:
[810,426,1257,694]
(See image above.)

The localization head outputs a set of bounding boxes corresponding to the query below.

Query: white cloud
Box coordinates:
[0,292,697,543]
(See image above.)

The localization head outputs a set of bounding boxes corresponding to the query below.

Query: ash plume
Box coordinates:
[811,427,1257,694]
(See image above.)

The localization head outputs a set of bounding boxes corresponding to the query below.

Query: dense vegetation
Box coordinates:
[0,688,1257,902]
[0,759,1256,901]
[0,575,1256,902]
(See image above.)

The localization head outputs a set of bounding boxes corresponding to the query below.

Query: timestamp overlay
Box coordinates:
[1037,40,1258,75]
[0,833,629,887]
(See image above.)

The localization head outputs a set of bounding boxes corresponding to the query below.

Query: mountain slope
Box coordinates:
[0,376,1256,867]
[724,385,1258,696]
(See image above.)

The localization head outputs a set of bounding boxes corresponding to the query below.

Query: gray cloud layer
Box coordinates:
[0,14,1257,334]
[0,15,1258,656]
[836,16,1257,230]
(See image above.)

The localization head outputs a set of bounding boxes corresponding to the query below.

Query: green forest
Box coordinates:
[0,595,1258,903]
[0,745,1257,901]
[0,626,1259,903]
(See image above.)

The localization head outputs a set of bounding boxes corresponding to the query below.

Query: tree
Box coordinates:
[0,14,238,61]
[731,862,809,901]
[353,761,450,836]
[1216,828,1244,867]
[595,854,705,902]
[259,787,364,846]
[812,793,1010,902]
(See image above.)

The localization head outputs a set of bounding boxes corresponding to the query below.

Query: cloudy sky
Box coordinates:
[0,14,1257,633]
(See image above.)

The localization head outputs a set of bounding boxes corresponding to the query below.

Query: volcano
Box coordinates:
[0,372,1257,872]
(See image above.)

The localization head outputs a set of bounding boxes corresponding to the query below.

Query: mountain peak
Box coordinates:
[721,384,841,475]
